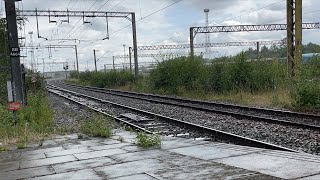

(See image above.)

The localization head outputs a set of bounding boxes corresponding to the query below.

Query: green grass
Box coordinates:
[0,146,8,152]
[17,143,26,149]
[80,114,114,138]
[136,132,161,148]
[0,91,54,146]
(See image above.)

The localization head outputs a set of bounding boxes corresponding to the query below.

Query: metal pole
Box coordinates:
[5,0,24,105]
[75,45,79,78]
[93,49,97,72]
[131,13,139,77]
[295,0,302,79]
[129,47,132,74]
[112,56,115,70]
[123,44,126,70]
[190,27,195,58]
[287,0,294,78]
[256,42,260,59]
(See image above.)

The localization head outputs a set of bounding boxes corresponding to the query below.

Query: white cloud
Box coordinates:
[5,0,320,72]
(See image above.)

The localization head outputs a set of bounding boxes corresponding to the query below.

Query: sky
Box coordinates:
[1,0,320,72]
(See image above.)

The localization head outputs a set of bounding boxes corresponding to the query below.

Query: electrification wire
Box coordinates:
[263,9,320,24]
[66,0,184,64]
[108,0,126,11]
[213,0,286,25]
[109,0,184,36]
[70,0,112,39]
[97,50,111,61]
[60,0,100,42]
[164,0,286,44]
[76,0,184,52]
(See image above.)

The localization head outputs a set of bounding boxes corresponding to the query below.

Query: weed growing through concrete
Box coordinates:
[117,136,124,143]
[136,132,161,148]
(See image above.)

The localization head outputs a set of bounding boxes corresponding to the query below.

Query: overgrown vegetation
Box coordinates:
[80,114,114,138]
[149,54,287,95]
[136,132,161,148]
[70,70,135,88]
[292,57,320,110]
[68,44,320,111]
[0,91,54,148]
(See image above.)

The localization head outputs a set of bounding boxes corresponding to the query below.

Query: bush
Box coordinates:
[25,73,46,92]
[149,56,208,94]
[75,70,135,88]
[293,81,320,109]
[0,91,54,146]
[136,132,161,148]
[81,115,114,137]
[293,57,320,110]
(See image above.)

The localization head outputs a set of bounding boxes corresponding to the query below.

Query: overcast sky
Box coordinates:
[1,0,320,72]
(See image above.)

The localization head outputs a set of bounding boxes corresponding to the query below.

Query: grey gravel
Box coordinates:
[50,81,320,155]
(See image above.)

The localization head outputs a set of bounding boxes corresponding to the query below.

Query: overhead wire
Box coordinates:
[69,0,112,39]
[163,0,286,44]
[69,0,184,61]
[60,0,99,42]
[109,0,184,36]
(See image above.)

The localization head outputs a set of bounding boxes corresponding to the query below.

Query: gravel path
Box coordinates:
[50,82,320,155]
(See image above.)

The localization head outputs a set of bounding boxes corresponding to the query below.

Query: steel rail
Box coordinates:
[57,82,320,130]
[47,83,298,152]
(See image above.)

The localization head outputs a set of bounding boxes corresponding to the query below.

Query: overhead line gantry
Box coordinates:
[189,22,318,78]
[17,9,139,77]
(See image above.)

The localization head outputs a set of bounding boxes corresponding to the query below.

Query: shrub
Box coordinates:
[293,81,320,109]
[75,70,135,88]
[149,56,208,94]
[0,91,54,146]
[81,115,114,137]
[136,132,161,148]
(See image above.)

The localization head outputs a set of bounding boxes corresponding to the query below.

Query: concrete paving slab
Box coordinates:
[0,166,55,179]
[45,147,93,158]
[90,143,132,151]
[94,159,168,179]
[299,174,320,180]
[0,154,20,163]
[120,145,152,152]
[260,150,320,163]
[0,161,19,173]
[41,140,58,147]
[113,131,137,142]
[21,146,65,156]
[20,153,46,161]
[112,173,157,180]
[156,151,208,167]
[62,143,87,150]
[99,139,122,145]
[74,148,127,160]
[52,156,118,173]
[149,162,279,180]
[77,139,105,147]
[160,138,208,150]
[110,149,165,163]
[213,151,320,179]
[29,168,101,180]
[20,154,77,169]
[169,144,263,160]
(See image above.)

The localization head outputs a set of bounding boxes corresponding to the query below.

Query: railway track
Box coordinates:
[47,84,297,152]
[54,81,320,130]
